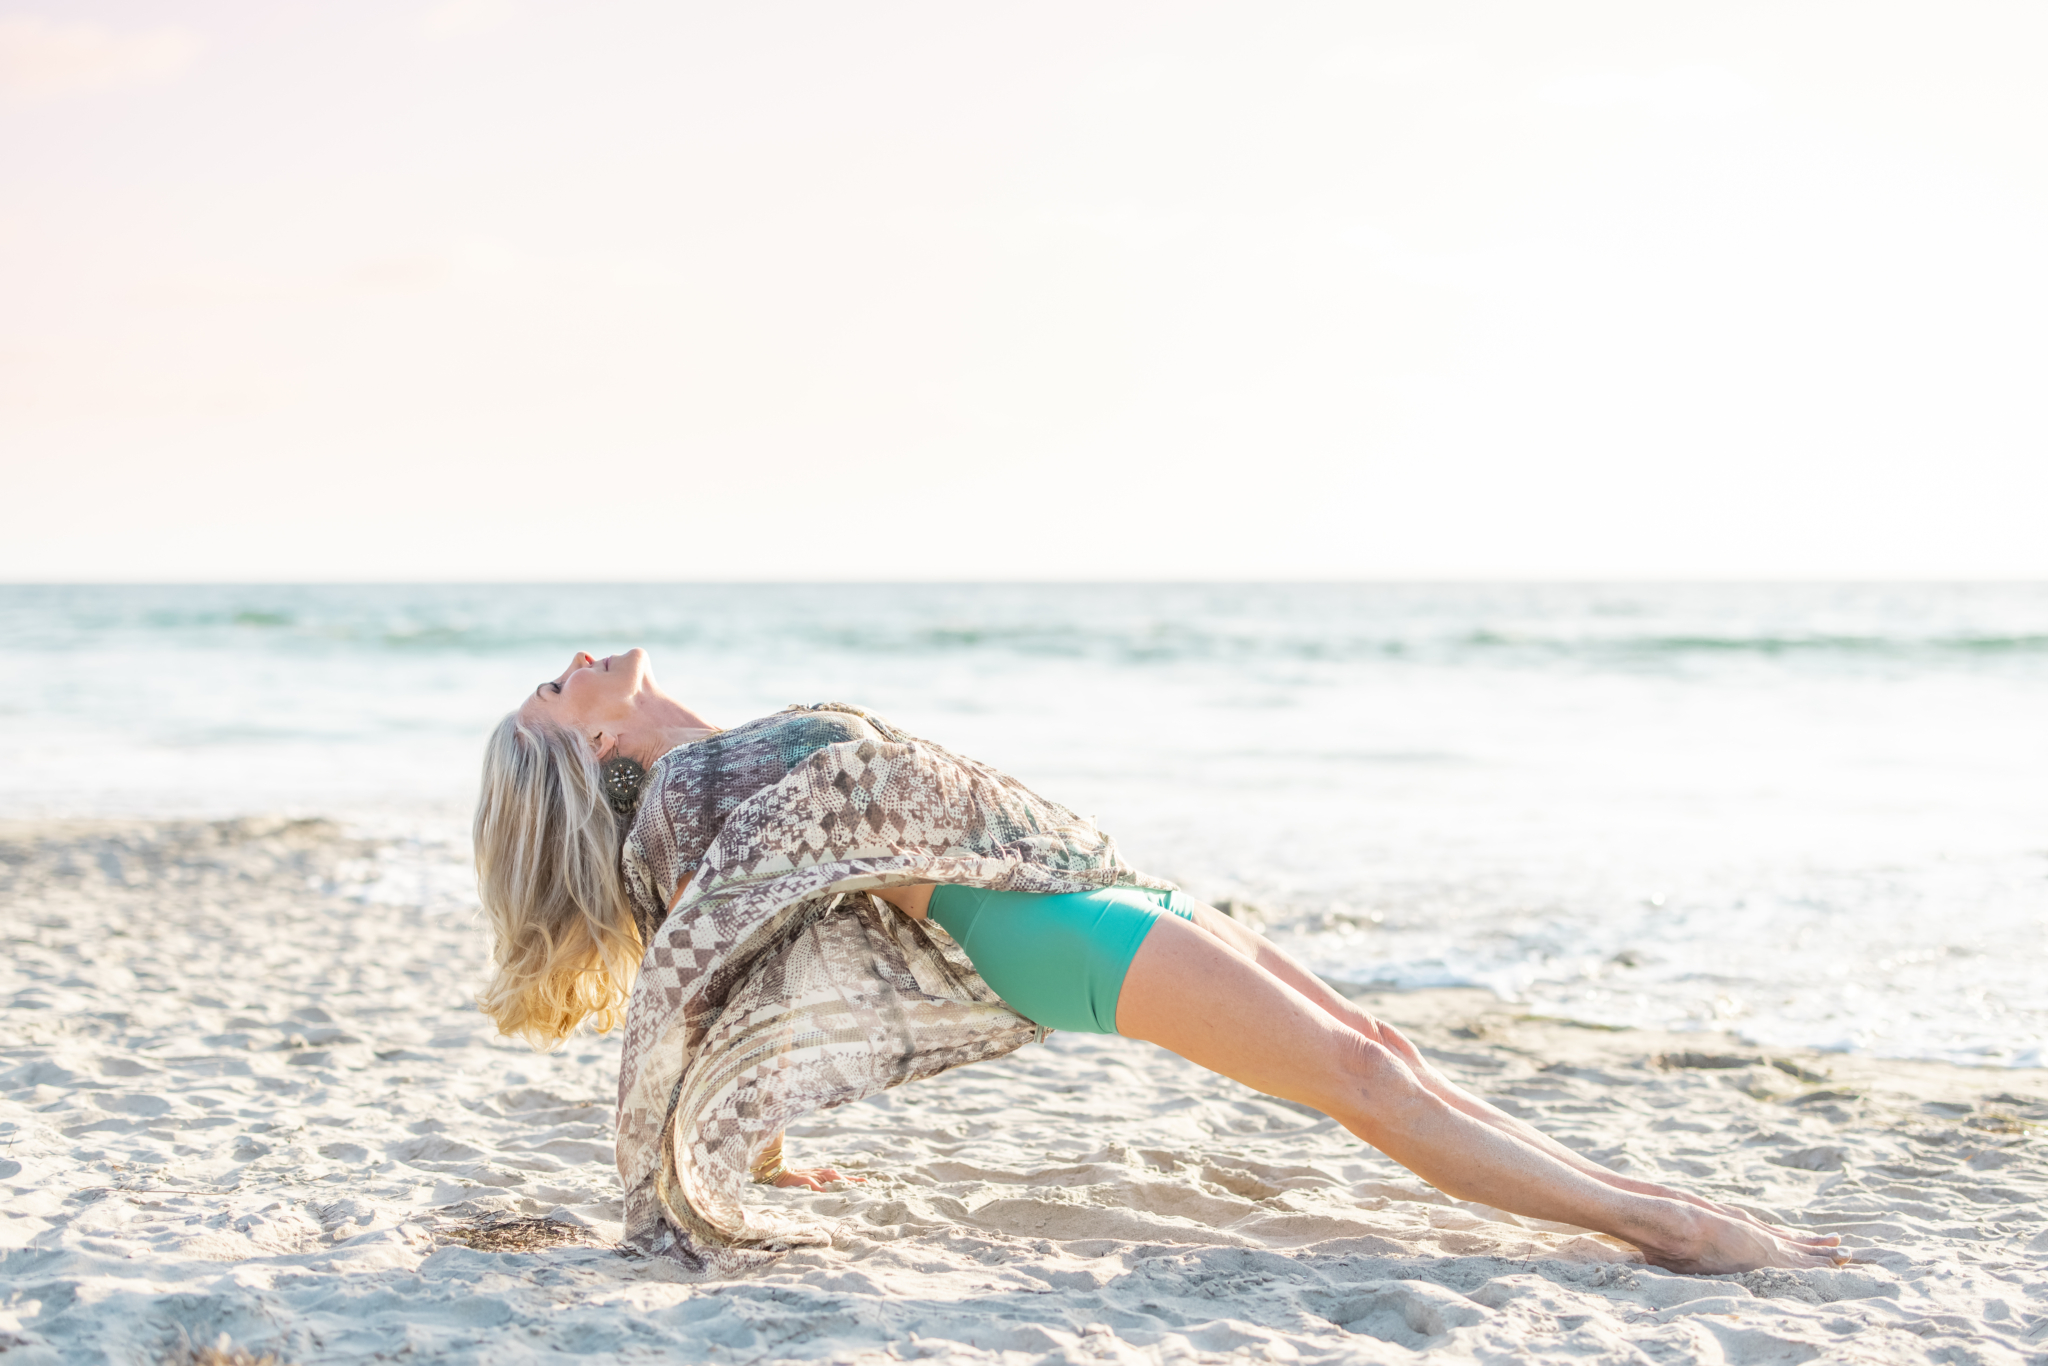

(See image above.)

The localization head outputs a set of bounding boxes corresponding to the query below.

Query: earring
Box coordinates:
[600,755,648,820]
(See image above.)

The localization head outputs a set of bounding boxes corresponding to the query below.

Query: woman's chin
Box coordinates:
[625,649,657,691]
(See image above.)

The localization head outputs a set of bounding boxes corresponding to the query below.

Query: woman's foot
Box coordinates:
[1630,1180,1843,1251]
[1629,1200,1852,1274]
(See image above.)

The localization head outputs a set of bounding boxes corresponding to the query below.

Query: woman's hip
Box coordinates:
[924,883,1194,1035]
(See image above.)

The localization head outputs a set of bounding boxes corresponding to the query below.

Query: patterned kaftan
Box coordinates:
[613,703,1172,1274]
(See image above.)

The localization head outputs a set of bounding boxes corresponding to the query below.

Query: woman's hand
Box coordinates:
[769,1165,864,1191]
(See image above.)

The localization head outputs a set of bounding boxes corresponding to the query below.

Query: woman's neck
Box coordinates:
[624,696,720,767]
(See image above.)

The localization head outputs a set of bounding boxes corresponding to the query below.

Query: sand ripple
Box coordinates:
[3,820,2044,1364]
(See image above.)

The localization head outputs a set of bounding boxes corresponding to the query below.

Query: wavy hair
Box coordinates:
[473,712,643,1049]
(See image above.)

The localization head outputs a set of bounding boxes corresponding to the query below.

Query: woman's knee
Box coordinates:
[1323,1031,1429,1127]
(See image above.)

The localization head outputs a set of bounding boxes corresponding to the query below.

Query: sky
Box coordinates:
[2,1,2044,581]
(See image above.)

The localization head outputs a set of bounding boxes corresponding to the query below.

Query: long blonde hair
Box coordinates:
[473,712,644,1049]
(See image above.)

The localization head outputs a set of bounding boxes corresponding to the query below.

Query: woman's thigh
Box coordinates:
[1114,910,1386,1124]
[1173,897,1272,961]
[1169,897,1395,1041]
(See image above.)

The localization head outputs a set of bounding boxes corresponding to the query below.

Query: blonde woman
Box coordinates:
[476,648,1845,1275]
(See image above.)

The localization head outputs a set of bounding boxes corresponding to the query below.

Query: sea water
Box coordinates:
[3,582,2043,1067]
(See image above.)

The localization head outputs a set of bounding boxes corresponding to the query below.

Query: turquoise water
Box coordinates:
[3,582,2044,1064]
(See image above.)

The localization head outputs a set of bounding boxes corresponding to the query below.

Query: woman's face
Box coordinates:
[516,648,653,754]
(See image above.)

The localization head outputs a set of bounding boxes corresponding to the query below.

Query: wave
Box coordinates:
[1456,629,2048,659]
[8,583,2048,670]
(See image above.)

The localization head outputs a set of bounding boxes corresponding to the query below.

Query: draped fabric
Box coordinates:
[613,703,1173,1274]
[618,707,880,948]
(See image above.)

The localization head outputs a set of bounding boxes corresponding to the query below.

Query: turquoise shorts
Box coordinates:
[926,884,1195,1035]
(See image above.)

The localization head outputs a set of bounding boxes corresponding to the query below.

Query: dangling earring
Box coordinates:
[600,754,648,820]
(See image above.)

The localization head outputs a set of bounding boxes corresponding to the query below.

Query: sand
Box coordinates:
[2,818,2044,1365]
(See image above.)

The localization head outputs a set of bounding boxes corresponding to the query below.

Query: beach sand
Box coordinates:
[3,819,2044,1365]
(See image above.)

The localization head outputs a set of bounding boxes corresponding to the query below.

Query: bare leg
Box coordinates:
[1173,900,1838,1249]
[1115,911,1845,1274]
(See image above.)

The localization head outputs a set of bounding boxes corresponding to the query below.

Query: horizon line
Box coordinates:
[4,576,2047,589]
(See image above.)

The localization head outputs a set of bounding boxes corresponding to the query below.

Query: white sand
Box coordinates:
[3,819,2045,1365]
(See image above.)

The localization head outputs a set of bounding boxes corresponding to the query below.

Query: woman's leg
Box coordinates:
[1182,900,1663,1151]
[1169,899,1838,1249]
[1114,910,1844,1274]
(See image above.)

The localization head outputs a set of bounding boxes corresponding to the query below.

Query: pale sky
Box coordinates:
[2,1,2044,580]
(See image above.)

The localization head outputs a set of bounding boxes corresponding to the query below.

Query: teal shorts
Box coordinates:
[926,884,1195,1035]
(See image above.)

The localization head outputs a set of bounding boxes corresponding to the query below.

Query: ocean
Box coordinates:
[3,581,2043,1067]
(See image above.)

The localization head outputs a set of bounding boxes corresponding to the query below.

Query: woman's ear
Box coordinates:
[591,731,618,761]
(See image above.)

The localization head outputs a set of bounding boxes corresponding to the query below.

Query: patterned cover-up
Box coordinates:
[613,703,1173,1274]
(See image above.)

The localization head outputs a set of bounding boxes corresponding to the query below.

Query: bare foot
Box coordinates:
[1636,1204,1851,1275]
[1715,1203,1842,1249]
[1675,1190,1843,1249]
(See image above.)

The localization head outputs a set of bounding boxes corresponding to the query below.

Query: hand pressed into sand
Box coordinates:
[770,1165,866,1192]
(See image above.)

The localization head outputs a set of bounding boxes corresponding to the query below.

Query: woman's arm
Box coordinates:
[749,1132,861,1191]
[663,877,863,1192]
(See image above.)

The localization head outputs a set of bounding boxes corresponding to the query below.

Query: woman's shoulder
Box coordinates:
[644,703,903,784]
[674,703,908,759]
[757,704,892,751]
[711,708,861,753]
[774,702,912,744]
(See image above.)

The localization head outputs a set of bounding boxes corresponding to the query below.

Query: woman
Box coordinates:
[476,648,1845,1276]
